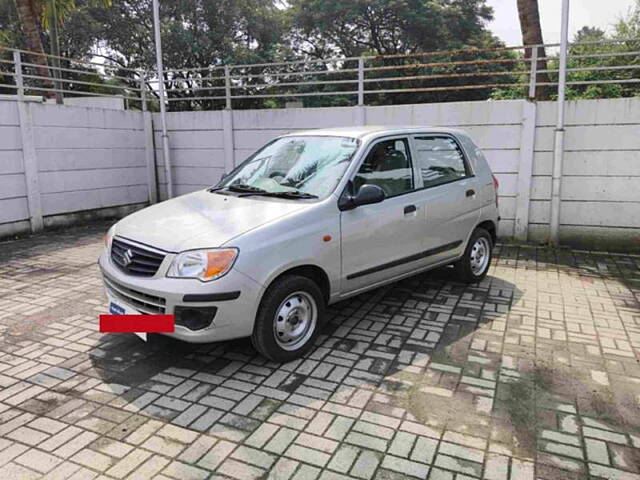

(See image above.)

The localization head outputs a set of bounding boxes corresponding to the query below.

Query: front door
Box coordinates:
[340,137,426,294]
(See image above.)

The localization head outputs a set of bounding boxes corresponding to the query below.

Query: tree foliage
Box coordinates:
[494,1,640,101]
[287,0,495,57]
[2,0,638,108]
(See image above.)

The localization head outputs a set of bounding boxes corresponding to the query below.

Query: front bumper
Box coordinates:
[98,250,264,343]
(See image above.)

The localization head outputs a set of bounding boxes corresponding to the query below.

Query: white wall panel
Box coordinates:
[41,185,148,216]
[38,167,148,194]
[0,173,27,199]
[0,101,19,126]
[2,97,639,248]
[0,150,23,175]
[0,197,29,223]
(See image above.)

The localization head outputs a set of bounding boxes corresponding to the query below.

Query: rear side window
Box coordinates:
[414,136,470,188]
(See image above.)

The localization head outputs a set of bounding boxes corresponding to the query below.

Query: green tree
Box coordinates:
[516,0,550,99]
[85,0,287,109]
[287,0,495,57]
[563,1,640,100]
[285,0,517,106]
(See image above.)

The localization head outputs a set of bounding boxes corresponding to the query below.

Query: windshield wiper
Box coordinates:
[208,184,267,195]
[256,190,318,199]
[209,184,316,199]
[226,184,267,193]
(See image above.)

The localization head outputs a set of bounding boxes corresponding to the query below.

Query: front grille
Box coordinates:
[103,274,166,314]
[111,238,165,277]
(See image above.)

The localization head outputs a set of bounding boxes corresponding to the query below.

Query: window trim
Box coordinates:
[347,135,419,200]
[409,133,475,191]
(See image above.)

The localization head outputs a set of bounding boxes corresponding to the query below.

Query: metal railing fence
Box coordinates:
[0,38,638,111]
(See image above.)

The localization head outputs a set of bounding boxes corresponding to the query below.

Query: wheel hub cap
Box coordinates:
[470,237,490,276]
[274,292,317,351]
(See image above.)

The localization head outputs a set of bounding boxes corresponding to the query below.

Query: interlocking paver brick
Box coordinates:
[71,448,114,471]
[6,426,49,446]
[328,444,360,473]
[197,439,236,470]
[264,427,299,455]
[15,448,62,473]
[351,449,381,479]
[381,454,430,478]
[0,462,41,480]
[285,444,331,467]
[1,225,640,479]
[218,458,265,479]
[105,449,153,478]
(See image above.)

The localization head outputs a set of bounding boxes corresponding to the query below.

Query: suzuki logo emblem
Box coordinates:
[123,249,134,266]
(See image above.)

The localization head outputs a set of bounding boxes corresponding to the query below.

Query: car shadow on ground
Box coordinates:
[85,265,532,443]
[84,253,640,476]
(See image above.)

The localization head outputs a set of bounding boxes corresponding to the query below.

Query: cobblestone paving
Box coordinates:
[1,222,639,480]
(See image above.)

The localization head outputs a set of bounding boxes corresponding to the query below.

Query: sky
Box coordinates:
[485,0,637,46]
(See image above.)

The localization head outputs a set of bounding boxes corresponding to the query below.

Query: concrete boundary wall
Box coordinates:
[530,98,640,249]
[1,97,638,250]
[153,98,639,249]
[0,100,153,238]
[153,101,532,238]
[0,101,29,236]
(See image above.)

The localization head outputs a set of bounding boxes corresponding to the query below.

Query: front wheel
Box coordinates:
[251,275,325,362]
[454,228,493,283]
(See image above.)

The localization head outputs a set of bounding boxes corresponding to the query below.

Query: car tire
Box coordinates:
[251,275,325,362]
[454,227,493,283]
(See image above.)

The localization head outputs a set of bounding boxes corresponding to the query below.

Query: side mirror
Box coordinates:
[338,184,385,211]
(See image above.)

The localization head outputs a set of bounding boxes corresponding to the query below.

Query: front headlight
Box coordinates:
[104,225,115,251]
[167,248,238,282]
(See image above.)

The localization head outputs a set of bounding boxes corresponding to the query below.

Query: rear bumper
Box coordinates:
[98,250,264,343]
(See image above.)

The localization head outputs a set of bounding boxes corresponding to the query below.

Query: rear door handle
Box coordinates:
[466,189,475,197]
[404,205,417,214]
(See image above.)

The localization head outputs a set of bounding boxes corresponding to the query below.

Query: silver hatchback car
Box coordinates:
[100,126,499,361]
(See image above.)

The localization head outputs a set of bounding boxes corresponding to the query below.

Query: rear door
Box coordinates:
[340,137,425,294]
[409,134,482,265]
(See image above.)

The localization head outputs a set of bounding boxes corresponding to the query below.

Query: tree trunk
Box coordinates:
[517,0,549,100]
[13,0,54,97]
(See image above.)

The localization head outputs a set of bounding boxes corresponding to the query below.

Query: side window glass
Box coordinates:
[353,139,414,198]
[414,136,469,188]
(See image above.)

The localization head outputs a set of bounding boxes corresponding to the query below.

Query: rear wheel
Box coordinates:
[251,275,324,362]
[454,228,493,283]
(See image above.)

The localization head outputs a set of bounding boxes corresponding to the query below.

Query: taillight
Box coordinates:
[492,174,499,207]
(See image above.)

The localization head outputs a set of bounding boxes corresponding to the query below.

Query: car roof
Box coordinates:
[280,125,468,141]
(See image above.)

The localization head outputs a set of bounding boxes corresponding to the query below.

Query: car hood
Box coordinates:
[114,190,309,252]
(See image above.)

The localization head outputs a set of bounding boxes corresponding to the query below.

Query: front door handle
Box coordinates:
[466,189,475,197]
[404,205,417,214]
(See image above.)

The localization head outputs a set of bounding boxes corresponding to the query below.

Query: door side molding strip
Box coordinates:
[346,240,463,280]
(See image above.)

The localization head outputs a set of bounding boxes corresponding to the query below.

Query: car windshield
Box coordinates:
[217,136,360,199]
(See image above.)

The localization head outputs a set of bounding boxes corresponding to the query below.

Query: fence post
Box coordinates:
[356,57,366,125]
[550,0,570,245]
[224,65,232,110]
[514,101,537,242]
[13,50,24,100]
[222,65,235,173]
[142,70,157,204]
[357,57,364,106]
[14,50,44,233]
[528,47,538,100]
[140,72,147,112]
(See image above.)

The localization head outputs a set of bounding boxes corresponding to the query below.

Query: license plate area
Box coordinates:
[109,302,126,315]
[105,296,148,341]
